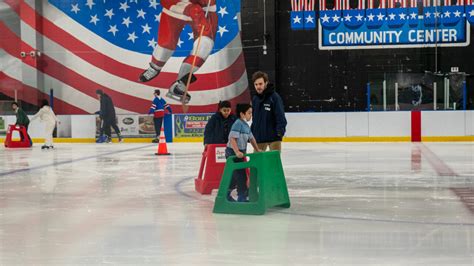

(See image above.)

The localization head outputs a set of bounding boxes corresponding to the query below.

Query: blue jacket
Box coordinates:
[148,96,172,118]
[251,84,287,143]
[204,112,237,145]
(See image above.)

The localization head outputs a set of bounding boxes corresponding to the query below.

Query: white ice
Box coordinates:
[1,142,473,265]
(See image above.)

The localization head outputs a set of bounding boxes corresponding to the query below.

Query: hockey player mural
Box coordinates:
[139,0,218,104]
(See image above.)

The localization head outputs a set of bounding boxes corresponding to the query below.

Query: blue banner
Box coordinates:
[467,5,474,24]
[319,4,471,49]
[291,11,305,30]
[320,14,469,49]
[304,11,316,29]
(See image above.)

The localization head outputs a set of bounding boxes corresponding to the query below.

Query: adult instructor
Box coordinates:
[250,71,287,151]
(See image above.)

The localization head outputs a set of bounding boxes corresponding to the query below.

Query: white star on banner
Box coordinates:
[177,38,184,47]
[344,13,352,21]
[119,2,130,12]
[306,15,314,23]
[71,4,80,14]
[188,32,194,40]
[217,25,228,37]
[154,14,161,22]
[142,23,151,34]
[444,10,451,18]
[122,17,132,27]
[108,25,118,36]
[410,12,417,19]
[399,13,406,20]
[86,0,95,9]
[425,12,431,18]
[148,38,157,48]
[105,8,114,19]
[293,15,302,24]
[149,0,159,9]
[127,32,138,43]
[137,9,146,19]
[90,14,100,25]
[377,13,384,21]
[355,13,363,21]
[367,13,375,21]
[321,14,330,23]
[388,13,396,20]
[469,9,474,17]
[332,14,340,22]
[218,6,228,18]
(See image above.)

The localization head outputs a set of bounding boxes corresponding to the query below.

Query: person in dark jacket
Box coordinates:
[96,89,122,143]
[250,71,287,151]
[11,102,32,145]
[203,100,236,147]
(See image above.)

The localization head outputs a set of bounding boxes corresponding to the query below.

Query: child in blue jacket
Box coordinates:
[226,103,261,202]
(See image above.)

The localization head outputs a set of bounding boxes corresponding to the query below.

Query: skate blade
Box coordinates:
[166,92,190,104]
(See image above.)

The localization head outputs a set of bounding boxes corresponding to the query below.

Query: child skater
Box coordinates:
[11,102,32,146]
[30,99,59,149]
[204,100,236,147]
[226,103,261,202]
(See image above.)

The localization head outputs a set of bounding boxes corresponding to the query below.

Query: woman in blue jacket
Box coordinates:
[203,101,236,147]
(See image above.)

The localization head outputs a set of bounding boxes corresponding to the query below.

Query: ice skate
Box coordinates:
[96,135,107,143]
[166,80,192,104]
[138,62,161,82]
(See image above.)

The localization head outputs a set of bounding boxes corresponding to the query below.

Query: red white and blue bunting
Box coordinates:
[291,0,316,30]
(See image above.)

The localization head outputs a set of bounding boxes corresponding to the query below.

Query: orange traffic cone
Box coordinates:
[155,126,170,156]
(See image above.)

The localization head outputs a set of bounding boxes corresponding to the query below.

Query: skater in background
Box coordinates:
[203,100,236,147]
[30,99,59,149]
[250,71,287,151]
[96,89,122,143]
[11,102,32,146]
[149,89,172,143]
[226,103,261,202]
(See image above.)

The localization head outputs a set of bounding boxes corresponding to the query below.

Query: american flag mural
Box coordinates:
[0,0,249,114]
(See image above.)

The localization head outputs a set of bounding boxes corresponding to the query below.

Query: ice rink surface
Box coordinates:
[1,142,473,265]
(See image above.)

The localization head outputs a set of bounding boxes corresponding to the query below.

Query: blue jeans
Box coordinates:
[225,147,247,197]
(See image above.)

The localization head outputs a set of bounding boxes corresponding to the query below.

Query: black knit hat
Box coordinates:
[154,89,160,95]
[96,89,104,95]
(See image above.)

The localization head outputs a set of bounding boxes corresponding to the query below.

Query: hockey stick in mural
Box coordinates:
[181,0,212,113]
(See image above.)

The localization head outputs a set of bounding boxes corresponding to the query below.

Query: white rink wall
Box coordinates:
[1,111,473,140]
[286,111,474,138]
